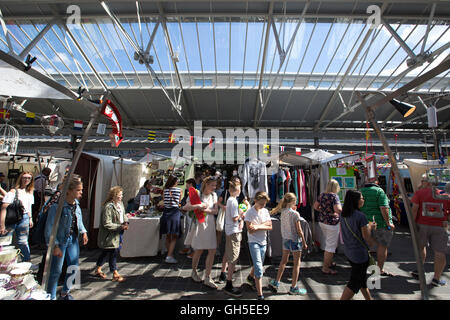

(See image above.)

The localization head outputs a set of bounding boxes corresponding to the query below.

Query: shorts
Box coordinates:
[347,259,369,294]
[371,228,393,247]
[282,239,303,252]
[417,224,448,254]
[225,233,242,264]
[319,222,340,253]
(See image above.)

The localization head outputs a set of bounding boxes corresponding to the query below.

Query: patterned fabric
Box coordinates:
[318,192,341,225]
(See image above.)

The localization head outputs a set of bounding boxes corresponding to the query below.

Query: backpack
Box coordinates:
[31,193,59,245]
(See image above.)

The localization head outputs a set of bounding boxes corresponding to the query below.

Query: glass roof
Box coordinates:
[0,13,449,94]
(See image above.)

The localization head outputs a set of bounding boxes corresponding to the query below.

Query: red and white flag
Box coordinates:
[280,146,285,152]
[73,120,83,130]
[295,148,302,156]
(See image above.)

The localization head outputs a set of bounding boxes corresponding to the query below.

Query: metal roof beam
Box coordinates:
[158,2,194,126]
[420,2,437,56]
[253,1,273,128]
[382,19,417,59]
[18,18,58,60]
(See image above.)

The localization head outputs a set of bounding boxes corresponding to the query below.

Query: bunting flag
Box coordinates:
[391,170,401,223]
[73,120,83,130]
[295,148,301,156]
[168,133,175,143]
[190,136,194,146]
[0,109,10,120]
[148,130,156,141]
[25,112,35,124]
[209,137,214,149]
[280,146,285,152]
[263,145,270,154]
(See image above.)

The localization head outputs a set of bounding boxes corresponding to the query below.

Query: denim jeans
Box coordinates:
[6,214,31,262]
[248,242,266,278]
[47,234,80,300]
[96,248,118,272]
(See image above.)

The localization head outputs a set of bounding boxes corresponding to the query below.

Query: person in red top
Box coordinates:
[411,176,450,287]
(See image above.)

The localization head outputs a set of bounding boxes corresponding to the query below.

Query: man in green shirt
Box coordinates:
[360,177,395,277]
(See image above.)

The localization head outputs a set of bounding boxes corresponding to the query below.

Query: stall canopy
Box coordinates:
[403,158,450,193]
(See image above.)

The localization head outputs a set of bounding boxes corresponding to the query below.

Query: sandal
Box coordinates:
[95,270,107,279]
[322,269,338,275]
[112,274,126,282]
[380,271,394,277]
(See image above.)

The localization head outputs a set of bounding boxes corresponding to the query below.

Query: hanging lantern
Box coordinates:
[41,114,64,135]
[0,123,19,155]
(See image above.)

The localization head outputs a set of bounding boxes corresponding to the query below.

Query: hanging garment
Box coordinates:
[292,170,299,206]
[299,216,314,257]
[270,173,277,204]
[241,158,268,200]
[285,169,291,194]
[301,169,307,207]
[277,168,286,202]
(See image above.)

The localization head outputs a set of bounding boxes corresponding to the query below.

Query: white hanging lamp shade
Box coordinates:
[0,123,19,155]
[41,114,64,135]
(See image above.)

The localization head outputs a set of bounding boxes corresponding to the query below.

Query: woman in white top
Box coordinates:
[0,171,35,262]
[182,176,219,289]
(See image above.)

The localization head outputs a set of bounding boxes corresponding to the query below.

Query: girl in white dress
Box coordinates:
[182,176,218,289]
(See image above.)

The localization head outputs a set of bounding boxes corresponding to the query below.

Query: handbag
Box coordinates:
[216,190,228,232]
[5,190,25,226]
[216,207,225,232]
[343,217,376,266]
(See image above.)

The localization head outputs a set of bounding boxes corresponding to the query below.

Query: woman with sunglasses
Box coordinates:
[0,171,35,262]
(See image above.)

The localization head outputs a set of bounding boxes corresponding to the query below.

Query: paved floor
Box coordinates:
[30,225,449,300]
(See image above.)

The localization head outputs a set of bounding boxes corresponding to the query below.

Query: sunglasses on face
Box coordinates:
[22,176,32,180]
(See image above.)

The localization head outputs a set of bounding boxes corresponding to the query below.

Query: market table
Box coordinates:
[120,216,163,258]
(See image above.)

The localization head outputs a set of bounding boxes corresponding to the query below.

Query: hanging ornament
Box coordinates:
[0,123,19,155]
[41,114,64,135]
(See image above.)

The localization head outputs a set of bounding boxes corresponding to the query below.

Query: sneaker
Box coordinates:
[219,272,227,283]
[289,286,307,295]
[431,278,446,287]
[187,252,193,259]
[165,256,178,264]
[191,270,202,283]
[59,293,74,300]
[257,295,264,300]
[204,276,218,289]
[268,279,279,293]
[246,275,256,290]
[223,285,243,298]
[411,270,419,279]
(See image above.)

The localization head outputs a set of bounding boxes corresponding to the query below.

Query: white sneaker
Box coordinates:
[191,270,202,283]
[165,256,178,264]
[203,276,218,289]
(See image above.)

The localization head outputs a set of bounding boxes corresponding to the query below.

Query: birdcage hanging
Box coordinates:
[0,123,19,155]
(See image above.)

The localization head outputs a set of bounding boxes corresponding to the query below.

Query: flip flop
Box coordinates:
[322,269,338,275]
[380,271,395,277]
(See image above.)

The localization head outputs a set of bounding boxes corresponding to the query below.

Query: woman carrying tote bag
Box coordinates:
[0,172,35,262]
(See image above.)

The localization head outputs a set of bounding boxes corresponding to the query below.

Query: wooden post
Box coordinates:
[41,105,102,292]
[356,92,428,300]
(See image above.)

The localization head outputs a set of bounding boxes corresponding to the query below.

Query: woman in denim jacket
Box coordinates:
[45,176,88,300]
